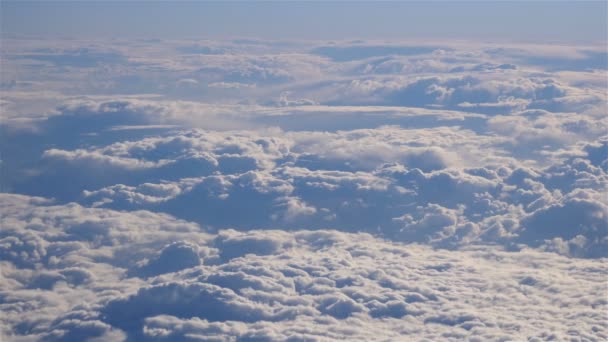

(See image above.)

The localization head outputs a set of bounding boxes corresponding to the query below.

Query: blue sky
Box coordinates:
[2,1,607,42]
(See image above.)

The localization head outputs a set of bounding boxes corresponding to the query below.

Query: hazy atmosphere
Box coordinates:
[1,1,607,341]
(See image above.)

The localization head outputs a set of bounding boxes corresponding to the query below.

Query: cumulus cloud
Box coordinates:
[0,195,606,341]
[1,37,607,341]
[7,121,601,258]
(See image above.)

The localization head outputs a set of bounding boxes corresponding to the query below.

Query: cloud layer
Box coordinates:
[1,38,607,341]
[1,194,606,341]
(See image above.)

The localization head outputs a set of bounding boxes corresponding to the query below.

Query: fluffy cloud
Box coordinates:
[1,38,606,341]
[5,119,601,258]
[1,194,606,341]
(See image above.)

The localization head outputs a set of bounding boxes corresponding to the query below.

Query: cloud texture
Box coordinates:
[1,38,607,341]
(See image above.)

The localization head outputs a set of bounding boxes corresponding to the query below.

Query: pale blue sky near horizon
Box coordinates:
[1,1,607,43]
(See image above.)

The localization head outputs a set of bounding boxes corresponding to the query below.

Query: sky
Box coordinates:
[2,1,607,42]
[1,1,607,342]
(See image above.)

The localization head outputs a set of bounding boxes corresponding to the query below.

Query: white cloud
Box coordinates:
[1,195,606,341]
[2,38,607,341]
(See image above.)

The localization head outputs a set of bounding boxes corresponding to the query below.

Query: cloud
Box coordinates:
[2,38,607,341]
[16,48,126,68]
[1,195,606,340]
[323,74,605,118]
[519,190,608,258]
[310,44,441,61]
[130,241,201,278]
[13,121,601,258]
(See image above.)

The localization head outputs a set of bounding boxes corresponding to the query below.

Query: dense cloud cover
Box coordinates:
[1,38,607,340]
[1,194,607,341]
